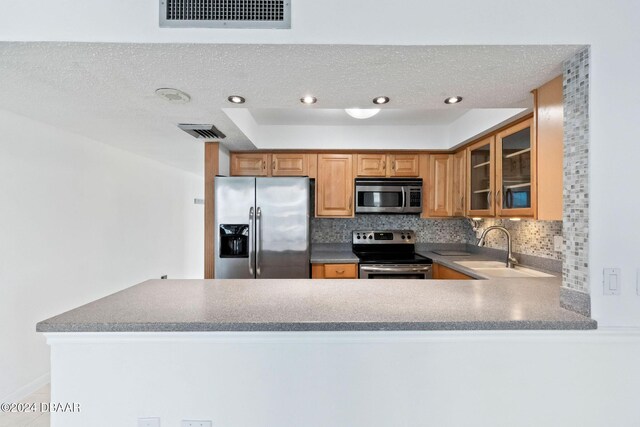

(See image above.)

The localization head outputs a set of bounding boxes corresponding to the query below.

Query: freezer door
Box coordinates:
[214,177,256,279]
[255,178,310,278]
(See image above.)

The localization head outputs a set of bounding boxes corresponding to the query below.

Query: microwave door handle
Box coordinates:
[401,186,406,211]
[248,207,255,276]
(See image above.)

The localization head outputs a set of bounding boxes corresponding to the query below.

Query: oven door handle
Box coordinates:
[360,265,432,273]
[401,186,406,211]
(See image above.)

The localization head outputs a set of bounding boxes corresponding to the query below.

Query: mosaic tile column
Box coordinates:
[561,47,591,316]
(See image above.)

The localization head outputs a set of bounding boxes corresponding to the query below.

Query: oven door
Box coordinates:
[355,185,406,213]
[359,264,433,280]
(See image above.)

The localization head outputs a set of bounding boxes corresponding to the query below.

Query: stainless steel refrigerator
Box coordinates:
[214,177,310,279]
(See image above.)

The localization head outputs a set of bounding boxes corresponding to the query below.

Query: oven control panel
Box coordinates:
[352,230,416,244]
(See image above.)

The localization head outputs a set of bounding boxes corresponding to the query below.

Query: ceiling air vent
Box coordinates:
[160,0,291,29]
[178,124,226,140]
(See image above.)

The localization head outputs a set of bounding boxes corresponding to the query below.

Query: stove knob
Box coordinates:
[368,235,373,239]
[356,235,361,239]
[401,234,405,240]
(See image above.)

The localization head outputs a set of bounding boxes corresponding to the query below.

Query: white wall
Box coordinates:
[47,331,640,427]
[218,145,230,176]
[0,109,204,401]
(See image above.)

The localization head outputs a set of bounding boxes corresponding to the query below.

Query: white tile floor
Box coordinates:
[0,385,50,427]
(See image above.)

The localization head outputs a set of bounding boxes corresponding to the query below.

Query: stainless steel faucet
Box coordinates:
[477,226,518,268]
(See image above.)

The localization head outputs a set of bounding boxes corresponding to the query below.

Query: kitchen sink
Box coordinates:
[454,261,554,278]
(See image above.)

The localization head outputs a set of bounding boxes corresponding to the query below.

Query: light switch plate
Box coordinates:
[182,421,212,427]
[603,268,621,295]
[553,235,563,252]
[138,418,160,427]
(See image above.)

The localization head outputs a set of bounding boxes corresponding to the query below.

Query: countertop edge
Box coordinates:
[36,319,597,333]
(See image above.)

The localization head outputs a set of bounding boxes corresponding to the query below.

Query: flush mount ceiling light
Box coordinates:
[155,88,191,104]
[345,108,381,119]
[373,96,390,105]
[444,96,463,105]
[300,96,317,105]
[227,95,245,104]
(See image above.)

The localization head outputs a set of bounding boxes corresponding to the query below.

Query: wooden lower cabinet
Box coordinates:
[312,263,358,279]
[432,263,474,280]
[316,154,354,217]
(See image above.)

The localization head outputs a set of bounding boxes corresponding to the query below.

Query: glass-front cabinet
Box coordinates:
[466,136,495,217]
[496,118,535,217]
[465,117,536,218]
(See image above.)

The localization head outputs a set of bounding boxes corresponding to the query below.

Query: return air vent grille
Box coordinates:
[160,0,291,29]
[178,124,226,140]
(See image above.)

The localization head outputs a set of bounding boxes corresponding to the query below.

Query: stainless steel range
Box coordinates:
[352,230,433,279]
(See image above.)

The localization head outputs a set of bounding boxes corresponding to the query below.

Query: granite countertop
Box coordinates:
[37,272,596,333]
[310,243,359,264]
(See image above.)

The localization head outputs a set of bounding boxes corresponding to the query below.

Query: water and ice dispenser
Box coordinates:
[219,224,249,258]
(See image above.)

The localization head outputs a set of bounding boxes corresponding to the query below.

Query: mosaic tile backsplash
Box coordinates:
[311,216,475,244]
[563,47,590,293]
[311,216,563,261]
[474,218,563,261]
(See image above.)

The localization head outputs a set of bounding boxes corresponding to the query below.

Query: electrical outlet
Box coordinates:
[161,275,168,279]
[553,235,563,252]
[138,418,160,427]
[181,421,212,427]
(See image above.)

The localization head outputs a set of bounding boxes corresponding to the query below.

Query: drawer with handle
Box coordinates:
[313,263,358,279]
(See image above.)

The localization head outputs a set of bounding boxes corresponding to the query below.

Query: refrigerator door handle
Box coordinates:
[256,207,262,277]
[248,207,255,276]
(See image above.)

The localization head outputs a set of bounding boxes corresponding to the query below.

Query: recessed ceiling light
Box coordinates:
[300,96,317,105]
[227,95,245,104]
[345,108,381,119]
[444,96,463,105]
[373,96,390,105]
[155,88,191,104]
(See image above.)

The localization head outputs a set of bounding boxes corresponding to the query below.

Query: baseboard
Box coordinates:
[1,372,50,403]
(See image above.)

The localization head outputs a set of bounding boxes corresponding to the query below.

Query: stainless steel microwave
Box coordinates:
[354,178,423,214]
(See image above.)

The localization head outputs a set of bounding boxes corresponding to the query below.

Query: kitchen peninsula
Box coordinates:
[38,268,596,426]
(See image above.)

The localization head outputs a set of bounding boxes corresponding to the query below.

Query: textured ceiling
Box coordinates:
[0,43,582,174]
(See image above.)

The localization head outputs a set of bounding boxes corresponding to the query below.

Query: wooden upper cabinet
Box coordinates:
[428,154,453,217]
[230,153,269,176]
[316,154,354,217]
[388,154,419,177]
[535,75,563,221]
[452,150,466,217]
[271,153,308,176]
[356,153,387,177]
[466,136,496,217]
[496,118,536,217]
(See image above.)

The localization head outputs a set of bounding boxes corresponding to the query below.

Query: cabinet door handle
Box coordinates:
[460,195,464,208]
[335,270,345,274]
[382,161,386,170]
[349,195,352,210]
[393,161,396,170]
[487,191,492,207]
[272,160,276,170]
[263,160,266,170]
[496,190,501,207]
